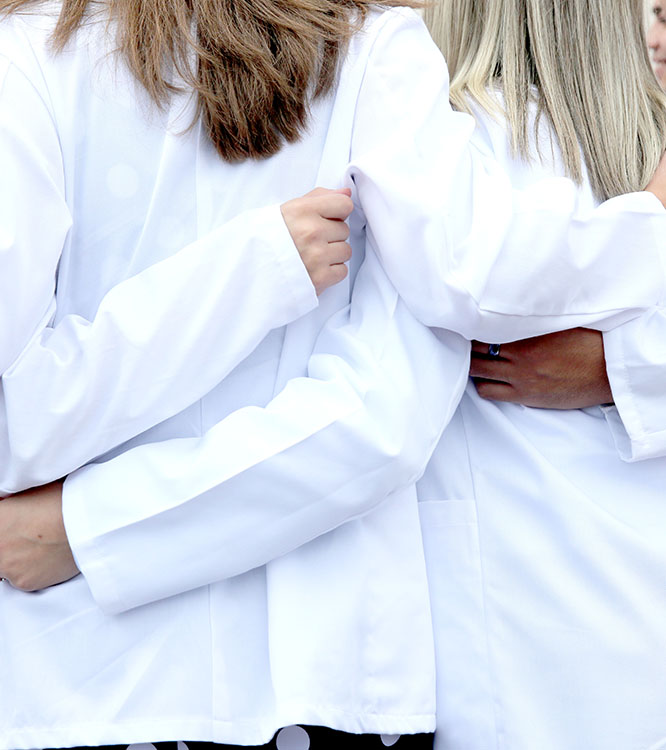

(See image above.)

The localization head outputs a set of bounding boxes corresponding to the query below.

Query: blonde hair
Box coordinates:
[425,0,666,200]
[1,0,419,161]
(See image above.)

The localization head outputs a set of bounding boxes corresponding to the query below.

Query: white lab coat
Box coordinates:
[603,308,666,460]
[421,101,666,750]
[2,5,666,749]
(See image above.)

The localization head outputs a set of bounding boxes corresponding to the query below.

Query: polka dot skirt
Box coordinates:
[49,726,433,750]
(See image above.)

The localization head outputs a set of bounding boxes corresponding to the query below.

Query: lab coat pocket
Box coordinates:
[419,499,499,750]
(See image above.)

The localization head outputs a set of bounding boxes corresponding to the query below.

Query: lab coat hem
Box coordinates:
[0,709,436,749]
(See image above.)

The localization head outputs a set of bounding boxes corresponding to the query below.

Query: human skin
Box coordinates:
[470,328,613,409]
[648,0,666,91]
[0,482,76,590]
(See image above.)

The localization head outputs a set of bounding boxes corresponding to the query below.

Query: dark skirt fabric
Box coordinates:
[50,726,434,750]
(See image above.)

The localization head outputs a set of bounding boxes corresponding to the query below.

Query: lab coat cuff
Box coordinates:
[62,467,128,614]
[262,203,319,319]
[599,192,666,306]
[600,405,666,462]
[602,323,666,461]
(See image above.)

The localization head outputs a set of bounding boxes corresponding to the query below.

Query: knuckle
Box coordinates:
[317,265,347,293]
[310,244,327,264]
[331,197,353,220]
[319,221,336,242]
[332,263,348,282]
[311,268,326,290]
[13,576,35,593]
[322,243,339,261]
[306,261,323,283]
[281,197,303,218]
[303,222,324,244]
[475,384,491,399]
[4,564,25,591]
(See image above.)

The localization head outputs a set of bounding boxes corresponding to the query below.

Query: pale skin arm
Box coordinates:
[470,328,613,409]
[0,482,76,590]
[0,188,353,591]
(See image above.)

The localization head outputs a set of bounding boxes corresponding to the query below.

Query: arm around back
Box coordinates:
[348,11,666,341]
[63,249,469,613]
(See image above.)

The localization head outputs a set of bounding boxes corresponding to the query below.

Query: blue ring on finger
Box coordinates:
[488,343,501,358]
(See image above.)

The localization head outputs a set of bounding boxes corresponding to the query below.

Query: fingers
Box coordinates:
[281,206,349,251]
[471,340,493,355]
[310,259,348,294]
[300,187,354,220]
[280,188,354,295]
[470,341,518,403]
[471,340,513,359]
[280,192,352,243]
[307,242,351,291]
[328,262,349,285]
[327,240,352,265]
[311,193,354,221]
[472,379,517,403]
[325,219,350,244]
[306,186,353,198]
[469,356,511,380]
[471,340,487,354]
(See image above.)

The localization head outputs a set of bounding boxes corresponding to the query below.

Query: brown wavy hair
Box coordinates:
[1,0,418,160]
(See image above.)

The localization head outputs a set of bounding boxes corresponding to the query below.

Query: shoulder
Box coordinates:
[360,5,425,38]
[362,6,442,60]
[0,5,63,114]
[342,6,448,96]
[0,10,56,118]
[0,2,120,138]
[348,7,442,69]
[464,95,513,159]
[465,91,580,190]
[0,2,109,90]
[0,4,58,69]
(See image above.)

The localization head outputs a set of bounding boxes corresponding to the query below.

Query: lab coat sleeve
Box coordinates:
[5,7,664,492]
[0,57,67,377]
[348,10,666,342]
[63,248,469,614]
[601,307,666,461]
[0,59,318,495]
[21,8,666,611]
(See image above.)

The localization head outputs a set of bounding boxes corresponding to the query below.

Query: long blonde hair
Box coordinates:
[1,0,417,161]
[425,0,666,200]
